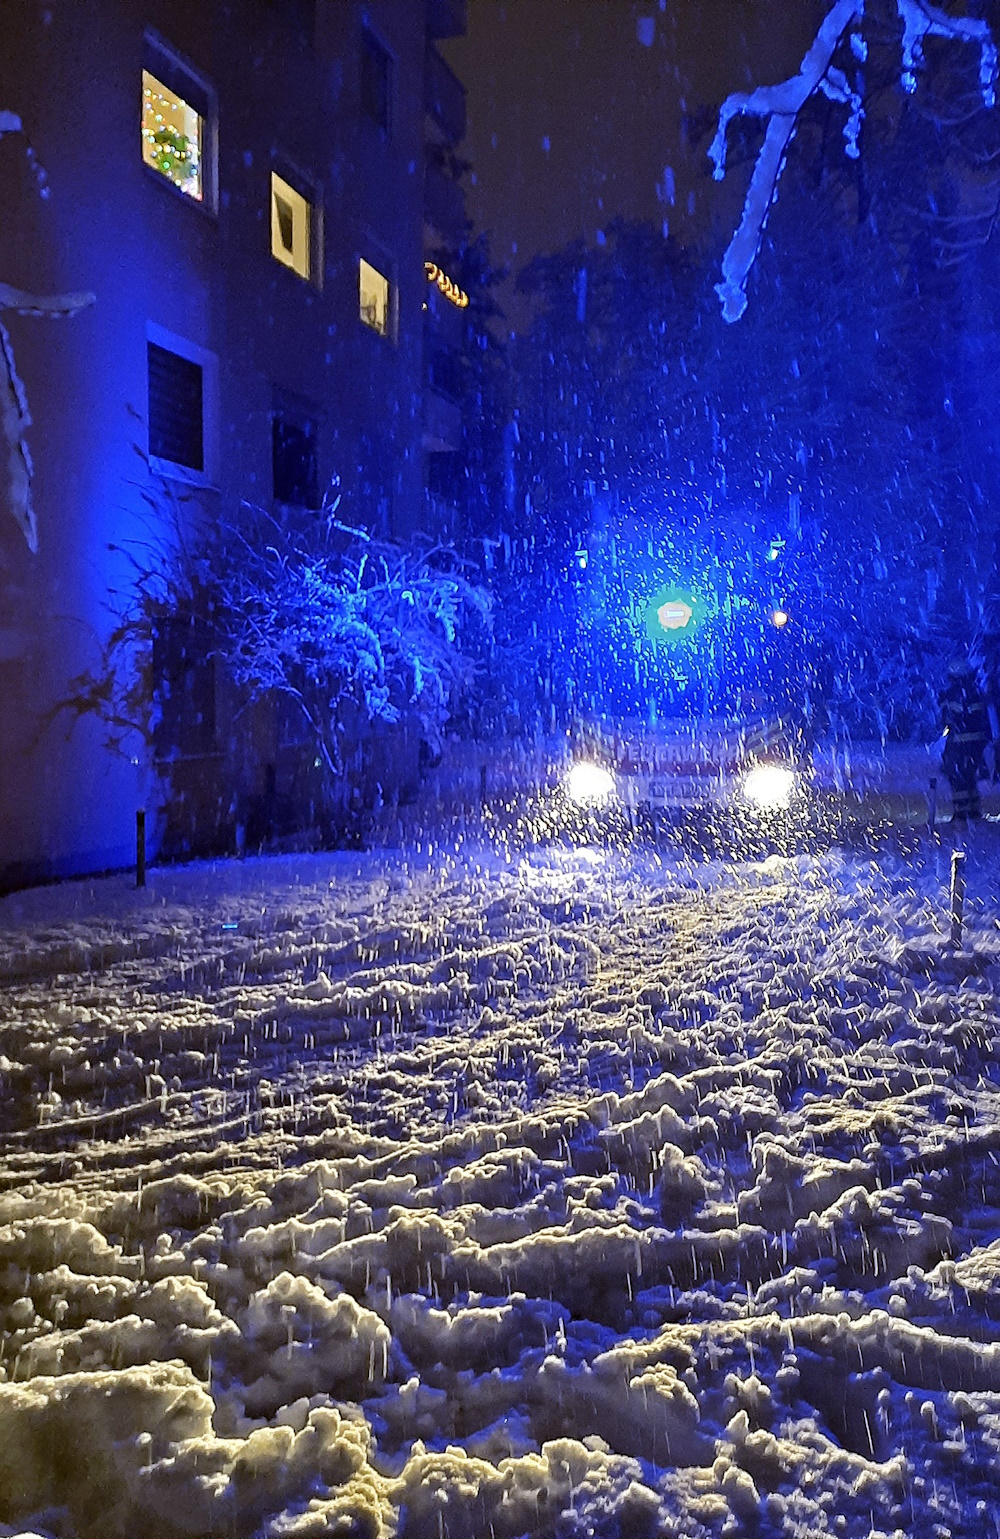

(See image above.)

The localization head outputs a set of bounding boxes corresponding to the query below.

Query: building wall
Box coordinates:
[0,0,462,887]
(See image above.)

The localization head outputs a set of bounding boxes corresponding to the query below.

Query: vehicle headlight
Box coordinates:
[565,761,617,808]
[742,763,796,811]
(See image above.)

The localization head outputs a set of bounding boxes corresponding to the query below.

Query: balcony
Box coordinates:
[423,387,462,452]
[427,0,467,41]
[424,164,466,245]
[425,45,466,145]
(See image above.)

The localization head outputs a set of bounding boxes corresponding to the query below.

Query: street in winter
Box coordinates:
[8,0,1000,1536]
[4,827,1000,1538]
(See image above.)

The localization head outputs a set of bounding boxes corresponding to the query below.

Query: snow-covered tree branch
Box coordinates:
[1,283,95,553]
[63,492,490,813]
[0,110,95,552]
[710,0,998,322]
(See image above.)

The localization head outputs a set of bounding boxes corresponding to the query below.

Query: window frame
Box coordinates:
[269,161,323,287]
[358,252,396,343]
[142,30,218,214]
[146,321,220,488]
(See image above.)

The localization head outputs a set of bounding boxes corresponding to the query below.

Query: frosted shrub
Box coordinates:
[66,491,490,832]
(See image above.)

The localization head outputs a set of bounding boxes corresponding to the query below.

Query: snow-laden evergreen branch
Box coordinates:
[710,0,998,322]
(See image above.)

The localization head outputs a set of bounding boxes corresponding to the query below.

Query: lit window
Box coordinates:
[360,258,391,337]
[360,29,392,133]
[142,70,203,200]
[270,173,312,280]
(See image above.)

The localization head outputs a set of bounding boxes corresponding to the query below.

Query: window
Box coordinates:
[142,34,216,207]
[273,392,320,508]
[147,323,219,485]
[360,29,392,132]
[142,71,202,199]
[270,172,313,281]
[148,342,203,470]
[360,258,392,338]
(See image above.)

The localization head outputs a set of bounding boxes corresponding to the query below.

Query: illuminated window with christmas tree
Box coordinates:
[142,70,202,200]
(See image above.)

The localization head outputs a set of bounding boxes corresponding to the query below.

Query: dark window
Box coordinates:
[148,341,204,470]
[152,616,216,759]
[360,30,391,132]
[273,408,319,507]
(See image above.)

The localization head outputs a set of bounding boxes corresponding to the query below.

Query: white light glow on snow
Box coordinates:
[743,763,796,810]
[565,761,616,807]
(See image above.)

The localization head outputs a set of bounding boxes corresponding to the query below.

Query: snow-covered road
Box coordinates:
[2,837,1000,1537]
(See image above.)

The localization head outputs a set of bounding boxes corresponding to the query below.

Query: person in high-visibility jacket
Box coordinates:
[940,659,991,822]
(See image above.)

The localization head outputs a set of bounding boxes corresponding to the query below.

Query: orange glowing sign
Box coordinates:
[425,261,469,308]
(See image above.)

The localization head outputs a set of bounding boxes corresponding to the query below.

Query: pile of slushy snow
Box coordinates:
[2,835,1000,1538]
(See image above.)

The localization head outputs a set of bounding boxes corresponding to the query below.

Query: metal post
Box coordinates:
[136,808,146,889]
[928,776,937,830]
[950,848,966,950]
[480,763,488,804]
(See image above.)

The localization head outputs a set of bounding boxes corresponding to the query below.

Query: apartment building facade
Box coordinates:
[0,0,469,887]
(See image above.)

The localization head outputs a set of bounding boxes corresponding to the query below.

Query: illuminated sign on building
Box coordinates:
[425,261,469,308]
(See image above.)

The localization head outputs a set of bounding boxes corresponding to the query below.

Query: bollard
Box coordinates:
[928,776,937,831]
[950,848,966,950]
[136,808,146,888]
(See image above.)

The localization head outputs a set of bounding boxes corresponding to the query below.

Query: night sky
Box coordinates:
[443,0,828,323]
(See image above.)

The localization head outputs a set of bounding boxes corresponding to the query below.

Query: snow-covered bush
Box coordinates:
[67,490,490,822]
